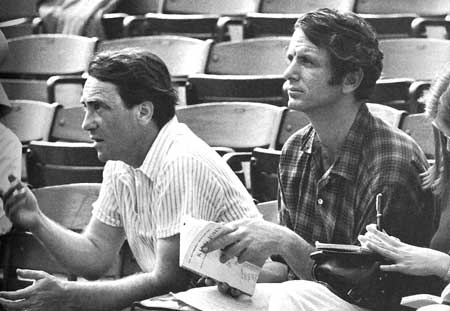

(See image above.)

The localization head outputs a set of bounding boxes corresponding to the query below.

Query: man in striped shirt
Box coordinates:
[1,48,260,311]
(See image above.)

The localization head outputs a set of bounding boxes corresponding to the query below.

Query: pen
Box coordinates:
[376,193,383,231]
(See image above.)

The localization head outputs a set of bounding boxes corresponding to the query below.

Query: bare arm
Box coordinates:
[4,179,125,279]
[0,235,193,311]
[202,217,316,281]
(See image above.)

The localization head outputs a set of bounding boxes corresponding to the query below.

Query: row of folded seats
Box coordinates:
[0,33,448,110]
[0,0,449,41]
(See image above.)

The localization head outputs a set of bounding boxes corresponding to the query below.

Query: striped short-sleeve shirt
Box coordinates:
[92,117,260,272]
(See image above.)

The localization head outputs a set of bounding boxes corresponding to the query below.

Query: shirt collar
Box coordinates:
[139,116,180,181]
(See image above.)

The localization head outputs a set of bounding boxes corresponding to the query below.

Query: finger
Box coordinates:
[379,263,404,273]
[365,241,400,261]
[4,191,27,218]
[0,297,28,310]
[202,228,239,253]
[366,226,402,247]
[3,179,23,203]
[0,285,33,300]
[229,287,243,298]
[237,249,267,267]
[203,278,216,287]
[220,240,249,263]
[17,269,48,281]
[217,282,231,295]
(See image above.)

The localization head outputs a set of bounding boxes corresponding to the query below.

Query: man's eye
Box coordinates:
[93,103,101,110]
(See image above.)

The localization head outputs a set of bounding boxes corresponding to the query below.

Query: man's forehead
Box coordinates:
[82,76,117,101]
[288,29,320,53]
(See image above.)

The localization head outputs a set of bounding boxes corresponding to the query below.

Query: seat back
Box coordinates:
[206,37,290,75]
[272,108,310,149]
[400,113,434,159]
[0,0,39,21]
[379,38,450,81]
[176,102,284,150]
[361,14,417,39]
[250,147,281,203]
[97,35,212,78]
[0,183,103,290]
[0,100,58,142]
[366,103,407,128]
[123,13,220,40]
[26,141,104,188]
[258,0,355,14]
[256,200,279,224]
[0,34,97,106]
[50,105,90,142]
[114,0,162,15]
[370,78,415,112]
[161,0,260,15]
[354,0,450,15]
[243,13,300,38]
[0,34,98,75]
[185,73,286,106]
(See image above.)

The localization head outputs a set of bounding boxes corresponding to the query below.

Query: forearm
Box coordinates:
[31,213,115,278]
[275,225,316,280]
[63,270,191,310]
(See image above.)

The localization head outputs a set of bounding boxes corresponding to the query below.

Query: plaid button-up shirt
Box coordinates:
[279,104,437,248]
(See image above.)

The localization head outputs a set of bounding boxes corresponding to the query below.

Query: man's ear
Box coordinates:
[342,69,363,94]
[136,101,154,124]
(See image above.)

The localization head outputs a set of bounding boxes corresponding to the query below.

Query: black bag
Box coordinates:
[310,249,399,310]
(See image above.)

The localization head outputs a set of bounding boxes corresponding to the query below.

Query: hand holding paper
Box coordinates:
[179,217,262,295]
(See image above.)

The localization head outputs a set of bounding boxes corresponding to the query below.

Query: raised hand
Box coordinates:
[3,175,41,230]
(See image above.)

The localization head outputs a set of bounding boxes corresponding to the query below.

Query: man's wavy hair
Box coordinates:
[88,48,178,129]
[295,8,383,101]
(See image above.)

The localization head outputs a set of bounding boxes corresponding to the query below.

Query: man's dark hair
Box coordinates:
[296,8,383,100]
[88,48,178,129]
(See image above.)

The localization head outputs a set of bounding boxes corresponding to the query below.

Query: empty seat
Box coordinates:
[206,37,290,75]
[161,0,260,15]
[258,0,355,14]
[272,108,310,149]
[97,35,212,79]
[0,34,97,107]
[354,0,449,16]
[0,183,110,290]
[400,113,434,159]
[176,102,285,151]
[366,103,407,128]
[123,13,221,40]
[185,74,286,106]
[26,141,104,188]
[379,38,450,82]
[1,100,59,143]
[50,105,90,142]
[250,147,281,203]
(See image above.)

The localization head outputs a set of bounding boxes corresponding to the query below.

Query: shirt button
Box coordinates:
[317,198,323,205]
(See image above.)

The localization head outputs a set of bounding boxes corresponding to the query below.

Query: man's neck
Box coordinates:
[306,100,361,167]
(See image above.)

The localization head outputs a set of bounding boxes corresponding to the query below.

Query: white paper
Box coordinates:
[174,283,283,311]
[179,217,261,295]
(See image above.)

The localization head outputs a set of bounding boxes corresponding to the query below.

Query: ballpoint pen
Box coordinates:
[376,193,383,231]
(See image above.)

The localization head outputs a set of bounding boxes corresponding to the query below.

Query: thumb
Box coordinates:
[16,268,48,281]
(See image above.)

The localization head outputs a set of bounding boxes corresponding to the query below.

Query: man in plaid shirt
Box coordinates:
[204,8,438,311]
